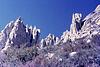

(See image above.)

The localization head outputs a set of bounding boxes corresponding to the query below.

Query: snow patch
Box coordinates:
[69,52,77,57]
[47,53,54,59]
[58,58,63,62]
[92,31,98,35]
[87,39,91,43]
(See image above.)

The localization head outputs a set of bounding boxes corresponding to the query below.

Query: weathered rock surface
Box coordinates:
[0,5,100,67]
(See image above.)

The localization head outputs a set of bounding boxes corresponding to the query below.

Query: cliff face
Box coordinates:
[0,5,100,67]
[0,17,40,51]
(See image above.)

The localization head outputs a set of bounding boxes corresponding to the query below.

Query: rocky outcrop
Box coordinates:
[61,13,83,42]
[70,13,82,34]
[0,5,100,67]
[61,5,100,42]
[40,34,59,48]
[0,17,40,52]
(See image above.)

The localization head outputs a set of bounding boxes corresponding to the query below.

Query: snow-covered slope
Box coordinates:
[0,5,100,67]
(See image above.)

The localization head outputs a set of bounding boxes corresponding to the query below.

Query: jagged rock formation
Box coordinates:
[40,34,59,48]
[70,13,82,34]
[61,13,82,42]
[0,5,100,67]
[0,17,40,52]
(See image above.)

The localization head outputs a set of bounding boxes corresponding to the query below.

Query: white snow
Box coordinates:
[86,39,91,43]
[47,53,54,59]
[58,58,63,62]
[69,52,77,57]
[92,31,98,35]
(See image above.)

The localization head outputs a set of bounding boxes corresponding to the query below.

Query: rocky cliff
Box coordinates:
[0,5,100,67]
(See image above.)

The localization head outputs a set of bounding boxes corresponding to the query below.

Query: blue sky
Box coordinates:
[0,0,99,38]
